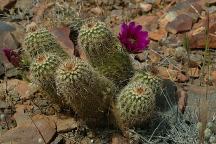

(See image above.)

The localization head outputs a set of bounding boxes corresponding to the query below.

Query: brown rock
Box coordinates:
[149,28,167,41]
[166,14,193,34]
[189,14,216,49]
[0,0,16,11]
[111,133,129,144]
[133,15,158,31]
[0,114,56,144]
[91,7,103,15]
[140,3,152,12]
[0,79,31,100]
[50,115,79,133]
[50,26,74,57]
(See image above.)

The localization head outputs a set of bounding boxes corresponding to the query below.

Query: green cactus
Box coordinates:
[30,53,63,107]
[24,28,67,58]
[113,77,156,129]
[55,57,117,127]
[78,20,134,88]
[132,71,162,94]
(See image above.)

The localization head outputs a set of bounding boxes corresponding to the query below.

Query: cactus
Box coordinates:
[131,71,162,94]
[113,75,156,129]
[78,20,134,88]
[55,57,117,127]
[30,53,63,107]
[24,28,67,58]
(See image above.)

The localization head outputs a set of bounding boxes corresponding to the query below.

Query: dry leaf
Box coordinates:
[177,89,188,113]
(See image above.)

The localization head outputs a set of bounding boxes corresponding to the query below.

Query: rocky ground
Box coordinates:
[0,0,216,144]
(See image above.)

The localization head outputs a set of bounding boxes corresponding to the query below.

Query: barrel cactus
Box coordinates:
[24,28,67,58]
[113,76,156,129]
[55,57,117,127]
[78,20,134,88]
[30,53,62,107]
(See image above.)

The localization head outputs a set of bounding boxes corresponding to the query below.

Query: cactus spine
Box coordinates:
[78,20,134,88]
[55,57,117,126]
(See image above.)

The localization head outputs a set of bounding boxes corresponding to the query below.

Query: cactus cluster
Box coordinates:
[78,20,134,88]
[197,121,216,144]
[23,12,163,129]
[112,72,156,129]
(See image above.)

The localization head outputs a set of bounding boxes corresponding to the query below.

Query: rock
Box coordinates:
[50,135,64,144]
[157,66,189,82]
[15,0,33,10]
[0,21,16,32]
[134,52,148,62]
[111,133,128,144]
[0,79,31,100]
[0,114,56,144]
[166,14,193,34]
[174,47,187,61]
[0,0,16,11]
[144,0,156,4]
[208,6,216,13]
[189,13,216,49]
[91,7,103,15]
[140,3,152,12]
[206,0,216,6]
[50,115,79,133]
[133,15,158,31]
[148,50,161,64]
[149,28,167,41]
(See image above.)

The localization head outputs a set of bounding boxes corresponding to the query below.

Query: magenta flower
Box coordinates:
[118,22,150,54]
[2,48,20,67]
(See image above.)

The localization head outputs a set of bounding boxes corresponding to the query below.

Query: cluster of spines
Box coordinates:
[24,28,68,58]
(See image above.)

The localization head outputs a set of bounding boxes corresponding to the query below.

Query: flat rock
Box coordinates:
[0,114,56,144]
[50,115,79,133]
[149,28,167,41]
[166,14,193,34]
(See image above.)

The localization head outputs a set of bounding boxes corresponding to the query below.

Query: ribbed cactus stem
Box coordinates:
[24,28,68,58]
[78,20,134,88]
[55,57,117,127]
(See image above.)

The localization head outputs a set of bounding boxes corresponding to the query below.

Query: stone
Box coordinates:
[0,0,16,11]
[206,0,216,6]
[50,115,79,133]
[174,46,187,61]
[91,7,103,15]
[133,15,158,31]
[134,52,148,62]
[149,28,167,41]
[189,13,216,49]
[140,3,152,12]
[111,133,128,144]
[0,114,56,144]
[166,14,193,34]
[0,79,31,100]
